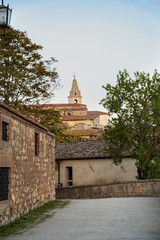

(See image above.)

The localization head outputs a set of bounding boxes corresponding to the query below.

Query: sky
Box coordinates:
[9,0,160,111]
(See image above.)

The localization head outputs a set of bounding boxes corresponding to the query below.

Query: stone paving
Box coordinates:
[3,197,160,240]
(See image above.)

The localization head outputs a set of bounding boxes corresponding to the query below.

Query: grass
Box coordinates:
[0,200,69,239]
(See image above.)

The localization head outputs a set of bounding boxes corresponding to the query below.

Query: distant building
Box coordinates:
[63,110,108,139]
[0,102,56,227]
[55,140,137,188]
[33,76,109,140]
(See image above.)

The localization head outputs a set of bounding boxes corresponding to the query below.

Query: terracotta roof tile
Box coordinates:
[56,140,108,160]
[64,129,98,135]
[87,111,108,115]
[63,111,108,121]
[33,103,87,108]
[63,115,92,121]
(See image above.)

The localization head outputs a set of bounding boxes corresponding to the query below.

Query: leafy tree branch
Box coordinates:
[101,69,160,179]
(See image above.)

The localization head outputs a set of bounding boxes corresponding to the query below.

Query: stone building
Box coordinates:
[63,111,108,139]
[68,77,82,104]
[0,102,56,227]
[56,140,137,188]
[33,76,109,140]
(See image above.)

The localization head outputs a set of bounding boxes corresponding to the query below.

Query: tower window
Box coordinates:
[74,99,77,103]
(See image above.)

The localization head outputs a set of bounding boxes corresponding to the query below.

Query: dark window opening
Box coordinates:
[74,99,77,103]
[2,121,9,141]
[66,167,73,186]
[68,113,71,115]
[0,167,9,201]
[75,92,77,96]
[35,133,39,156]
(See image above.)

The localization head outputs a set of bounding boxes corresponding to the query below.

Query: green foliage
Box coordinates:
[101,69,160,179]
[0,27,59,107]
[0,27,76,142]
[148,156,160,179]
[38,109,80,142]
[21,106,81,142]
[103,117,130,165]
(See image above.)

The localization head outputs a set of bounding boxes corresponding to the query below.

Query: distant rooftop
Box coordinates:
[33,103,87,107]
[63,111,108,121]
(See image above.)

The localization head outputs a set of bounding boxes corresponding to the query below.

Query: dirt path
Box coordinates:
[4,198,160,240]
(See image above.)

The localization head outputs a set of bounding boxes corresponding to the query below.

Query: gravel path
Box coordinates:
[3,197,160,240]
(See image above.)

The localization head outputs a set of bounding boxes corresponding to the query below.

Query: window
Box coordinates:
[66,167,73,186]
[2,121,9,141]
[35,133,39,156]
[74,99,77,103]
[0,167,9,201]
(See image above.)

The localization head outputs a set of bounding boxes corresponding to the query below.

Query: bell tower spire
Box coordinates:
[68,75,82,104]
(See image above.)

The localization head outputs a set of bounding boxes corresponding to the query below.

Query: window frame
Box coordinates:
[2,121,9,141]
[0,167,9,202]
[35,132,39,156]
[66,166,73,186]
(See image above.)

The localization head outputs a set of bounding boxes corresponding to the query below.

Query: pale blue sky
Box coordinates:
[9,0,160,111]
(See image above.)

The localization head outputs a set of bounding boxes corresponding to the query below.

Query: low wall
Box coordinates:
[56,180,160,199]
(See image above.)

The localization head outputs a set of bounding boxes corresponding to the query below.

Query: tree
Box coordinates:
[0,27,81,142]
[101,70,160,179]
[0,27,59,107]
[23,106,82,142]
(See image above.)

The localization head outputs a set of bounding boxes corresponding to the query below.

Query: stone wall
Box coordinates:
[0,104,56,227]
[56,180,160,199]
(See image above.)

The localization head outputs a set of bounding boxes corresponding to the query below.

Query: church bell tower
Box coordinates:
[68,75,82,104]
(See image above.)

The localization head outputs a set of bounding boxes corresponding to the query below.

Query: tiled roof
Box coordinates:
[87,111,108,115]
[32,103,87,108]
[56,140,108,160]
[63,115,93,121]
[64,129,98,136]
[63,111,108,121]
[0,102,48,131]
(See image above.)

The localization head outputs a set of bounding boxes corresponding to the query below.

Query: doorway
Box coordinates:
[66,167,73,186]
